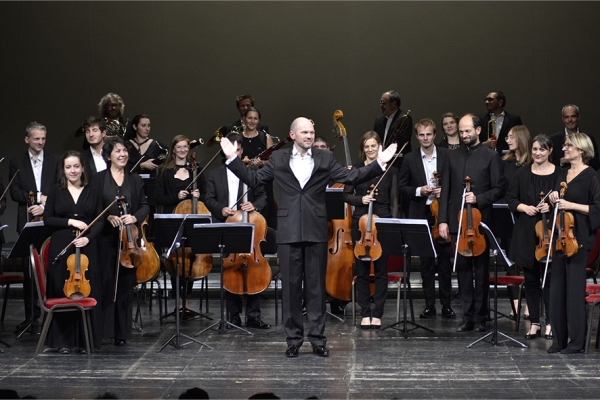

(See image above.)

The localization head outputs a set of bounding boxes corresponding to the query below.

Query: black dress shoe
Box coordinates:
[547,345,562,353]
[228,315,242,327]
[114,339,126,346]
[560,348,584,354]
[419,307,436,318]
[79,348,88,354]
[441,307,456,318]
[474,322,486,332]
[14,319,32,333]
[58,347,71,354]
[456,321,474,332]
[246,318,271,329]
[285,344,299,358]
[312,345,329,357]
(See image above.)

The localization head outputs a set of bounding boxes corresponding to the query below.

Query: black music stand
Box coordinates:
[8,221,52,339]
[375,218,435,338]
[191,223,255,336]
[467,222,527,349]
[154,214,213,352]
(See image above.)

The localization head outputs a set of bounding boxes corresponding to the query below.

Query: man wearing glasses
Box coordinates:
[550,104,600,170]
[479,91,522,153]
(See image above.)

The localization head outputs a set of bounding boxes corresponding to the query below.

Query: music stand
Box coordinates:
[8,221,52,339]
[467,222,527,349]
[190,223,255,336]
[375,218,435,337]
[154,214,213,352]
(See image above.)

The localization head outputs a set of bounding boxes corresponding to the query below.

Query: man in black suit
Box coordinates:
[220,117,397,357]
[550,104,600,171]
[479,91,522,153]
[373,90,413,217]
[438,114,505,333]
[225,94,269,134]
[9,122,59,332]
[204,133,270,330]
[398,118,455,319]
[81,116,107,176]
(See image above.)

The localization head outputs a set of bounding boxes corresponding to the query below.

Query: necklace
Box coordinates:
[132,137,151,150]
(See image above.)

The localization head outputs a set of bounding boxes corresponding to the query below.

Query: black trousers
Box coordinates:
[550,249,588,351]
[226,292,261,320]
[456,242,490,324]
[22,257,41,322]
[278,242,327,347]
[421,240,453,309]
[523,263,552,325]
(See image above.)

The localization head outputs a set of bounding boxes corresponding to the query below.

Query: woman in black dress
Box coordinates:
[342,131,398,329]
[155,134,206,312]
[44,151,103,353]
[548,133,600,354]
[506,134,559,340]
[93,137,150,346]
[437,112,461,150]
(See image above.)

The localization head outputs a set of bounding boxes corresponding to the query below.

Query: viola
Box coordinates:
[456,177,486,257]
[354,185,382,262]
[430,171,450,243]
[223,184,271,295]
[555,182,579,257]
[167,153,213,280]
[535,191,553,262]
[326,110,355,301]
[135,216,161,283]
[63,229,91,299]
[117,196,144,269]
[28,191,43,222]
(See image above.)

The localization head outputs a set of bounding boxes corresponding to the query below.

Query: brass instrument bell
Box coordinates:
[207,126,227,147]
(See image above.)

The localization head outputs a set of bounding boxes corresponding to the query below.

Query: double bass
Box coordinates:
[223,184,271,295]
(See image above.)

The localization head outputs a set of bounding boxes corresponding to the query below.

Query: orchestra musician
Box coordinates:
[506,134,559,340]
[81,117,108,176]
[225,94,269,134]
[9,122,60,333]
[547,133,600,354]
[219,117,397,358]
[204,133,270,329]
[437,112,462,151]
[155,134,206,313]
[439,114,505,332]
[342,131,398,329]
[92,137,150,346]
[398,119,454,319]
[479,91,523,153]
[44,151,103,353]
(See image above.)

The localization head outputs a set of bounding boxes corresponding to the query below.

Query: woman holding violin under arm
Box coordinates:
[547,133,600,354]
[93,137,149,346]
[342,131,397,329]
[506,134,559,340]
[44,151,103,353]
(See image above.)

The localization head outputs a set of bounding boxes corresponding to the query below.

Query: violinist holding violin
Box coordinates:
[506,134,559,341]
[547,133,600,354]
[398,119,454,319]
[44,151,104,354]
[205,133,270,329]
[92,137,149,347]
[439,114,505,333]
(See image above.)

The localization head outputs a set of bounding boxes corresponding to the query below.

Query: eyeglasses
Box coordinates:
[485,97,497,102]
[379,101,389,105]
[563,143,574,148]
[505,135,516,142]
[106,103,120,108]
[174,146,189,151]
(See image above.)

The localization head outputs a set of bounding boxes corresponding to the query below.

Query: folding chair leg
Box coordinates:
[515,284,523,332]
[81,309,92,358]
[351,279,357,326]
[35,311,53,357]
[586,303,596,353]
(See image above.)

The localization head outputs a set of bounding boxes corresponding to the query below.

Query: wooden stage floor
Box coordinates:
[1,281,600,399]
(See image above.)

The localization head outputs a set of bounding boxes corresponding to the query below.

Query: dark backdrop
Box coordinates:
[1,1,599,242]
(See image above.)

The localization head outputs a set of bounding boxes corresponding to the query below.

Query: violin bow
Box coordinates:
[0,169,19,204]
[130,155,146,173]
[542,196,560,289]
[52,198,118,265]
[452,186,468,272]
[536,190,552,207]
[369,141,409,194]
[230,187,251,210]
[184,150,223,191]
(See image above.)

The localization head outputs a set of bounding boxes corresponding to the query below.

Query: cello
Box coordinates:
[166,152,213,280]
[223,183,271,295]
[63,229,91,299]
[456,177,486,257]
[325,110,356,302]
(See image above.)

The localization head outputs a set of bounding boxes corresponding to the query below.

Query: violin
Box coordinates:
[117,196,144,269]
[354,185,382,262]
[430,171,451,243]
[167,153,213,280]
[555,182,579,257]
[242,134,292,167]
[456,177,486,257]
[63,229,91,299]
[326,110,355,301]
[535,191,553,262]
[135,216,161,283]
[28,191,43,222]
[223,183,271,295]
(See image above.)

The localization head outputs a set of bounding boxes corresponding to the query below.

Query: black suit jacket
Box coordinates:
[81,148,105,176]
[398,146,449,219]
[439,144,505,232]
[204,164,267,222]
[373,110,413,164]
[478,111,522,153]
[550,130,600,171]
[9,151,60,232]
[227,147,387,244]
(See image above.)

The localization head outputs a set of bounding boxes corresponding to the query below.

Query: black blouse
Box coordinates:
[155,165,207,214]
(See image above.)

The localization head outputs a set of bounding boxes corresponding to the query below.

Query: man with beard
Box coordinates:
[479,91,522,153]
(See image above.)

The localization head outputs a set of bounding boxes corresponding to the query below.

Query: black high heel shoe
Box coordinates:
[545,327,553,340]
[525,323,541,339]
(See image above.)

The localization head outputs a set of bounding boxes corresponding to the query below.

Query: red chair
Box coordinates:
[29,245,97,357]
[488,271,525,332]
[586,229,600,284]
[585,293,600,353]
[351,255,409,325]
